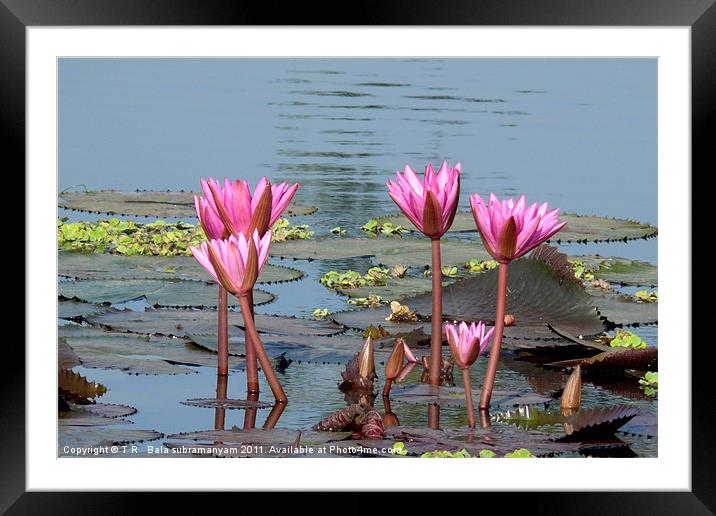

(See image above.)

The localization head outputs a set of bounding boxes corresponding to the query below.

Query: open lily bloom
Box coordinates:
[387,161,461,239]
[190,230,272,297]
[444,321,494,370]
[204,176,299,237]
[469,193,567,263]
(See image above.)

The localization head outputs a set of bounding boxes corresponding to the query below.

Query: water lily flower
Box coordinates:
[469,193,566,412]
[386,161,461,387]
[194,180,227,240]
[383,339,407,397]
[445,321,494,370]
[445,320,494,428]
[387,161,461,239]
[190,230,271,297]
[469,193,567,263]
[204,177,299,238]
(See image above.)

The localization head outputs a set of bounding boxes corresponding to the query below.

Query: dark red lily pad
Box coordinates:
[560,405,640,441]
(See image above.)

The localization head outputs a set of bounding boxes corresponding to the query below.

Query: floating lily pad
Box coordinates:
[58,298,112,320]
[619,412,657,437]
[59,325,243,374]
[589,288,658,326]
[58,367,107,402]
[58,338,81,369]
[86,309,345,338]
[545,347,657,373]
[58,251,304,285]
[59,427,163,452]
[59,406,128,427]
[331,307,428,334]
[334,276,449,301]
[187,332,367,364]
[579,256,658,287]
[391,383,551,409]
[270,236,491,267]
[58,190,317,218]
[166,427,300,445]
[376,211,658,243]
[403,256,605,340]
[83,403,138,419]
[181,398,273,410]
[58,279,274,308]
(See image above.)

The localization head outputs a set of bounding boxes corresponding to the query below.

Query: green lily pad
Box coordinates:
[181,398,274,410]
[58,190,317,218]
[86,308,346,338]
[331,307,429,334]
[376,211,658,243]
[58,251,304,285]
[83,403,138,419]
[58,298,112,320]
[270,236,491,267]
[391,383,551,409]
[59,427,163,452]
[589,288,658,326]
[577,256,658,287]
[58,279,274,308]
[334,276,451,301]
[59,407,129,427]
[59,325,244,374]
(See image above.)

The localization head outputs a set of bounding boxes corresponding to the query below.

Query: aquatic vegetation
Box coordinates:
[445,321,495,427]
[390,264,408,278]
[348,294,385,307]
[383,338,406,396]
[387,161,461,386]
[385,301,418,322]
[504,448,535,458]
[270,218,314,241]
[361,218,409,237]
[420,449,471,458]
[569,258,596,281]
[363,324,390,339]
[465,258,498,273]
[560,365,582,411]
[469,193,566,409]
[57,217,309,256]
[320,270,366,289]
[364,267,390,286]
[639,371,658,396]
[479,449,496,458]
[634,289,658,303]
[312,308,331,320]
[330,226,346,236]
[605,329,648,350]
[390,442,408,456]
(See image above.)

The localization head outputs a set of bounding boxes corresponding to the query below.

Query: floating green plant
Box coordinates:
[361,218,409,238]
[639,371,658,396]
[569,259,596,281]
[606,329,648,350]
[465,259,498,273]
[420,449,471,458]
[312,308,331,320]
[634,289,658,303]
[479,450,496,458]
[58,217,311,256]
[504,448,535,458]
[390,442,408,456]
[330,226,346,236]
[348,294,385,307]
[320,270,366,289]
[423,266,458,278]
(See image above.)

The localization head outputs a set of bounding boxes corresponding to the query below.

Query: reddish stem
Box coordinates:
[427,402,440,429]
[382,378,393,398]
[462,368,476,427]
[245,289,260,394]
[430,238,443,386]
[238,295,287,403]
[214,373,228,430]
[263,402,286,429]
[479,262,509,410]
[243,391,259,429]
[217,286,229,376]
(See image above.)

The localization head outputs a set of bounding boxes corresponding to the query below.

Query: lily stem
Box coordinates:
[217,286,229,376]
[462,368,476,427]
[430,238,443,386]
[382,379,393,398]
[238,295,288,403]
[245,289,260,394]
[479,262,509,410]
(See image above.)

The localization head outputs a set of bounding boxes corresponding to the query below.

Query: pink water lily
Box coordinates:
[202,177,299,237]
[194,178,227,240]
[444,321,494,370]
[190,230,271,297]
[387,161,461,239]
[469,193,567,263]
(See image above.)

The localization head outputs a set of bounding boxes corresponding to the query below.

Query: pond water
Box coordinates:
[58,58,657,457]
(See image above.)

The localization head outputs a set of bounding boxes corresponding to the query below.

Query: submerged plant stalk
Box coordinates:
[462,368,476,427]
[245,289,260,394]
[217,286,229,376]
[238,295,287,403]
[430,238,443,386]
[479,262,509,410]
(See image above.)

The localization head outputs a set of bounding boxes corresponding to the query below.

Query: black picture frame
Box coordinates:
[6,0,707,512]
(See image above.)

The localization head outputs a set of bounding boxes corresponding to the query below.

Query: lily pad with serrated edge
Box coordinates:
[589,287,658,327]
[59,325,244,374]
[331,308,429,335]
[334,276,451,301]
[560,405,640,441]
[83,403,138,419]
[59,427,163,452]
[181,398,274,410]
[59,407,129,427]
[59,338,81,369]
[58,298,112,320]
[270,236,492,267]
[58,278,274,308]
[58,251,304,284]
[86,308,346,338]
[618,412,657,437]
[544,346,657,373]
[166,427,300,445]
[390,383,551,409]
[187,332,369,364]
[575,255,658,287]
[58,190,317,218]
[58,367,107,401]
[376,211,658,243]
